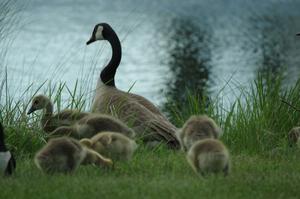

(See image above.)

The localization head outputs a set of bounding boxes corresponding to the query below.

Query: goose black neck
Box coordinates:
[0,122,7,152]
[100,31,121,87]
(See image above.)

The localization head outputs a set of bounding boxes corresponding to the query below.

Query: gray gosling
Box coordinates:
[28,94,135,139]
[187,138,230,176]
[80,132,138,161]
[177,115,222,151]
[34,137,113,174]
[288,127,300,147]
[49,114,136,139]
[27,95,88,133]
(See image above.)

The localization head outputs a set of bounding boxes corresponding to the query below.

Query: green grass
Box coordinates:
[1,146,300,199]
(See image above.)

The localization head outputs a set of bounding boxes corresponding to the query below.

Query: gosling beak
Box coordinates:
[86,36,95,45]
[296,33,300,36]
[27,107,35,115]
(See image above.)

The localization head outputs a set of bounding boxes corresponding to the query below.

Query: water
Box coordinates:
[2,0,300,108]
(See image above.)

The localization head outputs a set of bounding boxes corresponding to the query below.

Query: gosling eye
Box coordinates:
[34,100,39,105]
[195,134,207,139]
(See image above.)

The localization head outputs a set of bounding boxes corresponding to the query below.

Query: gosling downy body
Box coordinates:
[50,113,136,139]
[288,127,300,147]
[187,138,230,176]
[86,23,180,149]
[80,131,137,161]
[27,95,88,133]
[0,122,16,176]
[177,115,222,151]
[34,137,112,174]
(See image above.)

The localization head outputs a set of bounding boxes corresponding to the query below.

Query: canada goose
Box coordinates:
[80,131,138,161]
[0,122,16,176]
[34,137,112,174]
[50,113,136,139]
[177,115,222,151]
[187,138,230,176]
[288,127,300,147]
[27,95,88,133]
[86,23,179,149]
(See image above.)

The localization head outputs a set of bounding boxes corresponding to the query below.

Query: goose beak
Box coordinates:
[86,37,95,45]
[27,107,35,115]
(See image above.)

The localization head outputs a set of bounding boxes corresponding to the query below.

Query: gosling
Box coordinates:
[187,138,230,176]
[34,137,112,174]
[288,127,300,147]
[27,95,88,133]
[28,94,135,139]
[177,115,222,151]
[80,132,138,161]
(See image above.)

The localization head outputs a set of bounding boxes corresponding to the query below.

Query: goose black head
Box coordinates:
[86,23,114,45]
[27,95,49,115]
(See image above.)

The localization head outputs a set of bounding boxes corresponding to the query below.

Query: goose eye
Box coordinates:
[34,100,39,105]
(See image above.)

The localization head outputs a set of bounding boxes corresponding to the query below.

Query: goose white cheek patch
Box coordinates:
[0,151,11,173]
[95,26,104,40]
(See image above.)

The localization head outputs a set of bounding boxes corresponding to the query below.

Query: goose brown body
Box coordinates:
[92,86,178,146]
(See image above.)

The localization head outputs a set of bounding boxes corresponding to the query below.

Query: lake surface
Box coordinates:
[2,0,300,108]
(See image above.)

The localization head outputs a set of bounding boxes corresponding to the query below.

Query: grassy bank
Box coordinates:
[3,73,300,157]
[0,73,300,198]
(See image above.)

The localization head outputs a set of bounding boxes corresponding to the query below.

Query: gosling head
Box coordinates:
[27,95,50,115]
[183,115,222,140]
[80,134,111,153]
[86,23,114,45]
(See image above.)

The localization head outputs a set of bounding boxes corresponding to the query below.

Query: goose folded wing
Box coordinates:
[113,101,180,149]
